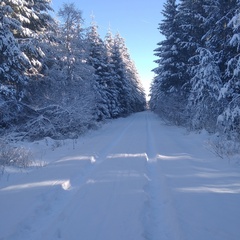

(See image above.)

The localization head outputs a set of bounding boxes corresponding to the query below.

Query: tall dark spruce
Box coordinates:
[150,0,187,124]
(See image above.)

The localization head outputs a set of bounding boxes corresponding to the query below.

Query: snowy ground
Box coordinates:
[0,111,240,240]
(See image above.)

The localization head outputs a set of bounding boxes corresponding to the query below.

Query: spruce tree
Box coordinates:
[203,0,238,83]
[184,0,223,131]
[104,30,122,118]
[112,33,145,115]
[150,0,187,124]
[187,48,222,131]
[217,6,240,140]
[176,0,208,91]
[200,0,239,139]
[0,3,30,101]
[153,0,181,92]
[3,0,54,74]
[86,20,112,121]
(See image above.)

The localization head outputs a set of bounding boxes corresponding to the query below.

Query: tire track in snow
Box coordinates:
[143,112,183,240]
[36,113,147,240]
[94,113,138,162]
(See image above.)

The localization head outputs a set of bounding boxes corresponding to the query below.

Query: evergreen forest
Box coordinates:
[0,1,146,140]
[1,0,240,150]
[150,0,240,146]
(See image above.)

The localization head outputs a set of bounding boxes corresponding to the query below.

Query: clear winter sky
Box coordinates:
[50,0,165,98]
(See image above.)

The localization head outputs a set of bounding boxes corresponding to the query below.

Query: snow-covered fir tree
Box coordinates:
[217,6,240,141]
[203,0,238,83]
[3,0,54,74]
[0,0,54,132]
[175,0,207,95]
[111,33,146,115]
[184,0,238,133]
[152,0,180,92]
[151,0,240,143]
[201,0,239,139]
[150,0,187,124]
[0,3,30,102]
[187,48,222,131]
[86,20,112,121]
[177,0,206,54]
[104,29,122,118]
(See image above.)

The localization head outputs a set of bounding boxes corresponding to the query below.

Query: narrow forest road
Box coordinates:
[1,111,240,240]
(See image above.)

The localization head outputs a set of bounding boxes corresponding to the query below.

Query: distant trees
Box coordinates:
[150,0,240,141]
[111,33,146,116]
[0,1,146,140]
[86,20,146,120]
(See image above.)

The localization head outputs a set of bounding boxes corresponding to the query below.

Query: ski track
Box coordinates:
[143,112,183,240]
[1,111,240,240]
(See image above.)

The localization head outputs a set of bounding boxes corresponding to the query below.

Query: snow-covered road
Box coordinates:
[1,111,240,240]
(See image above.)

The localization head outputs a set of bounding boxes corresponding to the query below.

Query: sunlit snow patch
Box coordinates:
[1,180,59,191]
[176,183,240,194]
[107,153,147,159]
[90,156,96,163]
[61,180,71,190]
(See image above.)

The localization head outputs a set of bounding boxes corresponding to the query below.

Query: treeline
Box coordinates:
[0,1,146,140]
[150,0,240,142]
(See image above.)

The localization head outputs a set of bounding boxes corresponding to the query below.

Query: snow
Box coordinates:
[0,111,240,240]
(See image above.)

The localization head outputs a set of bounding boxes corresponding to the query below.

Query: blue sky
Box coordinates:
[50,0,165,96]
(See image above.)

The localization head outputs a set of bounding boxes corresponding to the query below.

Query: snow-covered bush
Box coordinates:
[19,94,98,141]
[153,92,188,126]
[0,140,33,174]
[207,134,240,159]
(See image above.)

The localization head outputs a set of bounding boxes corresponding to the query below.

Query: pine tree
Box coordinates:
[217,6,240,140]
[0,3,30,101]
[125,60,146,112]
[104,29,122,118]
[176,0,208,91]
[187,48,222,131]
[150,0,187,124]
[151,0,240,143]
[0,0,53,130]
[177,0,206,52]
[112,33,145,116]
[203,0,238,83]
[86,20,112,121]
[182,0,224,131]
[1,1,54,98]
[2,0,54,74]
[153,0,181,92]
